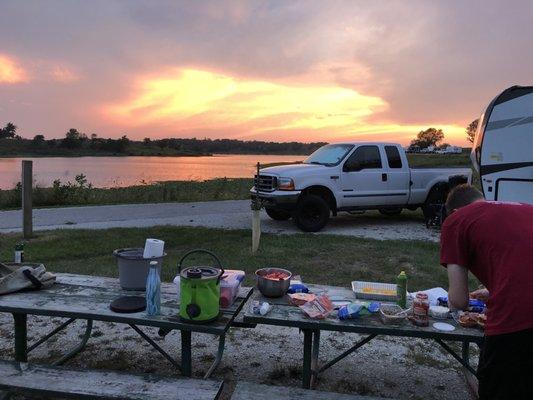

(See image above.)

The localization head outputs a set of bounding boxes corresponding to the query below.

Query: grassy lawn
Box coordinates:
[0,226,479,291]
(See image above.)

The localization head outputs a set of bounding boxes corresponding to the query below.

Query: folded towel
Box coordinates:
[0,262,56,295]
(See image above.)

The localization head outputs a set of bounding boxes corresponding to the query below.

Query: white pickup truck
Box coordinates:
[251,142,472,231]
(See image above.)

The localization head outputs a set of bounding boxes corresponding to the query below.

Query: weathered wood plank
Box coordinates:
[55,274,252,314]
[243,284,484,342]
[231,382,389,400]
[0,274,252,335]
[0,361,222,400]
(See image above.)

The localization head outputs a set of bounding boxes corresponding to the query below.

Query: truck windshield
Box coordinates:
[303,144,354,166]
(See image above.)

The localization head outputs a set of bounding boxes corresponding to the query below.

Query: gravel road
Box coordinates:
[0,200,439,242]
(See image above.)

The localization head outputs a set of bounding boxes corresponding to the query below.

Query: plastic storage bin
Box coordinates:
[220,270,245,308]
[351,280,398,302]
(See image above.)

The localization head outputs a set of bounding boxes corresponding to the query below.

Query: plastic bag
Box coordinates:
[338,301,380,320]
[299,294,334,319]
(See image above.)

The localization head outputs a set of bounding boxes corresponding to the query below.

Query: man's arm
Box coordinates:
[447,264,469,310]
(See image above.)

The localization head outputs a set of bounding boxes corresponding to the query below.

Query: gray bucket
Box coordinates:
[113,248,166,290]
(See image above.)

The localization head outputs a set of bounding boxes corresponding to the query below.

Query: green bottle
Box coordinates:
[396,271,407,308]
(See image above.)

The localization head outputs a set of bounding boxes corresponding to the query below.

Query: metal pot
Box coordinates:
[255,267,292,298]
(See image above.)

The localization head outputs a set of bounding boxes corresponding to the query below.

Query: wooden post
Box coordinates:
[251,162,261,254]
[22,160,33,239]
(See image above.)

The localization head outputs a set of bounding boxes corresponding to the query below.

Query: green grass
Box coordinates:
[407,153,471,168]
[0,178,253,210]
[0,226,480,291]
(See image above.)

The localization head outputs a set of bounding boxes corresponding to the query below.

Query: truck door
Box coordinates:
[384,145,410,205]
[340,145,389,207]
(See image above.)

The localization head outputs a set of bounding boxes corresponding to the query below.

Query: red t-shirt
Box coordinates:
[440,201,533,336]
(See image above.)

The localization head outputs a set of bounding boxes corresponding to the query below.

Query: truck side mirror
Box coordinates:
[343,161,361,172]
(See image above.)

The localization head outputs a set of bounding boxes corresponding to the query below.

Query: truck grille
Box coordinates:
[254,175,277,192]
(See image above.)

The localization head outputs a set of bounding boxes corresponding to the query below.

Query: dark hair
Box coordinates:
[445,184,484,213]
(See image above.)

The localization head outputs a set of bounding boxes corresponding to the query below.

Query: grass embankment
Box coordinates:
[0,226,479,291]
[0,178,253,210]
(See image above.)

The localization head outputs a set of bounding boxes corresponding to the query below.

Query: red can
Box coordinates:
[413,293,429,327]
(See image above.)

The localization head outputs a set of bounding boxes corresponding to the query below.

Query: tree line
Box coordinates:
[0,124,327,155]
[1,118,479,156]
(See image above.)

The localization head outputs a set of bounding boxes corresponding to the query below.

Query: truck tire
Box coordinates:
[265,207,291,221]
[422,185,448,220]
[294,195,330,232]
[379,208,403,216]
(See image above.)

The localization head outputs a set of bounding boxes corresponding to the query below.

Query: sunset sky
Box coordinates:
[1,1,532,145]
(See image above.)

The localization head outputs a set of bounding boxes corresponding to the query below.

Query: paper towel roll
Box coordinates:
[143,238,165,259]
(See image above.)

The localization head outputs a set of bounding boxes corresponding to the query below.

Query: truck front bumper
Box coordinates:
[250,188,301,211]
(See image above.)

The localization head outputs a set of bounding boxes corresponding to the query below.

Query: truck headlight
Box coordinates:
[277,177,295,191]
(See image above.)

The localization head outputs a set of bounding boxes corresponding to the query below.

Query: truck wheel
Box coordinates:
[422,186,447,220]
[265,208,291,221]
[294,195,330,232]
[379,208,403,216]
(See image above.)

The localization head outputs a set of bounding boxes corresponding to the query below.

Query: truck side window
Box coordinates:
[345,145,382,171]
[385,145,402,168]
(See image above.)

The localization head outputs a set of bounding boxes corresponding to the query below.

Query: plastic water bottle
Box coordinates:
[146,261,161,316]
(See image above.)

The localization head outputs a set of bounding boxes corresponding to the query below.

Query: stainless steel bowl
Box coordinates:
[255,267,292,298]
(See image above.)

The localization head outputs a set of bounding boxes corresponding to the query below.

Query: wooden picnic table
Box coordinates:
[0,273,252,378]
[243,283,485,389]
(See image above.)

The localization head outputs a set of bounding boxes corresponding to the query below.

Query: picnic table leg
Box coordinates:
[302,329,313,389]
[461,341,479,398]
[462,341,470,365]
[310,330,320,388]
[204,334,225,379]
[13,313,27,362]
[181,330,192,377]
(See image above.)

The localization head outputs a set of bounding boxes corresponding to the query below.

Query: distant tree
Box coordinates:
[31,134,46,147]
[61,128,84,149]
[143,137,151,146]
[0,122,17,139]
[438,142,450,150]
[466,119,479,144]
[410,127,445,149]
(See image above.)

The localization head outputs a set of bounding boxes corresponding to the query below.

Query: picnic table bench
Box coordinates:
[231,382,389,400]
[0,360,222,400]
[243,283,485,389]
[0,273,252,379]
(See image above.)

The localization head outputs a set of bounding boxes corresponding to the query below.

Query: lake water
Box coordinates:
[0,154,304,189]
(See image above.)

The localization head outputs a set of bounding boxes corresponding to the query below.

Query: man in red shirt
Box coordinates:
[440,184,533,399]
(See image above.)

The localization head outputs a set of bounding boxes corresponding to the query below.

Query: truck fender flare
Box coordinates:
[424,181,450,204]
[299,185,338,213]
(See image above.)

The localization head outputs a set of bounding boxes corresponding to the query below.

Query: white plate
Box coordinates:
[433,322,455,332]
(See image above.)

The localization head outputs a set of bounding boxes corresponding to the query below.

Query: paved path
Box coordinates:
[0,200,439,242]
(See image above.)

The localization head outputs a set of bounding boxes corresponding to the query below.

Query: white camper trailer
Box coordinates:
[471,86,533,203]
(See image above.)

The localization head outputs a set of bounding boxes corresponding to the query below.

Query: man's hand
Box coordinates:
[470,288,489,302]
[447,264,469,310]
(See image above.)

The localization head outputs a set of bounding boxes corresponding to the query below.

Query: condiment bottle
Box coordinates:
[146,261,161,316]
[14,243,24,264]
[396,271,407,308]
[413,292,429,327]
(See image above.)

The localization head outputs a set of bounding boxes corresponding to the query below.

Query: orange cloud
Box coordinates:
[0,54,28,84]
[102,67,469,145]
[103,68,387,138]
